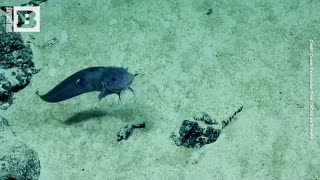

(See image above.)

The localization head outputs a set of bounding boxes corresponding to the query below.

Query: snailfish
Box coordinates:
[37,66,136,103]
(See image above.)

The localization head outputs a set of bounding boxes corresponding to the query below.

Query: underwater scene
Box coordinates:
[0,0,319,179]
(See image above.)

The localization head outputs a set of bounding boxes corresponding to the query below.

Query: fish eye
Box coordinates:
[111,77,116,81]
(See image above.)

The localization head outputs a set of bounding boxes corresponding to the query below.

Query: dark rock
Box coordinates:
[179,120,204,137]
[193,112,218,125]
[171,120,221,148]
[131,122,145,129]
[117,122,145,141]
[0,16,39,110]
[0,116,41,180]
[172,106,243,148]
[204,127,221,143]
[117,124,132,141]
[1,0,48,8]
[27,0,48,6]
[222,105,243,129]
[0,75,13,110]
[178,120,204,148]
[204,8,213,15]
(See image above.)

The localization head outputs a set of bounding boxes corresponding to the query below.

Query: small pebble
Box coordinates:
[204,8,213,15]
[117,124,132,141]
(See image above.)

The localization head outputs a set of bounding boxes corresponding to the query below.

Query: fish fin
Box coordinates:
[98,81,112,101]
[117,92,122,104]
[128,87,135,96]
[35,89,40,96]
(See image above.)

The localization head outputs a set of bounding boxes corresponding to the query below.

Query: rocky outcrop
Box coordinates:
[0,16,39,110]
[0,116,41,180]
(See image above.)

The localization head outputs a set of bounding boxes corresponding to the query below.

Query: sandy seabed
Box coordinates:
[1,0,320,179]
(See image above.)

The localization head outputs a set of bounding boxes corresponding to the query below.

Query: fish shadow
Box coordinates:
[63,109,108,124]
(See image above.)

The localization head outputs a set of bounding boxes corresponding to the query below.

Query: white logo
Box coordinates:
[6,6,40,32]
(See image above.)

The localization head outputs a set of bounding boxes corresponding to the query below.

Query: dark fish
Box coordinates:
[36,66,136,103]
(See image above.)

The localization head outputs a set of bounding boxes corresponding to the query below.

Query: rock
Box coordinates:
[203,8,213,16]
[0,74,13,110]
[24,0,49,6]
[221,105,243,129]
[171,107,243,148]
[203,126,221,144]
[193,112,218,125]
[0,16,39,110]
[42,37,57,49]
[117,124,132,141]
[171,120,221,148]
[117,122,145,141]
[0,116,41,180]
